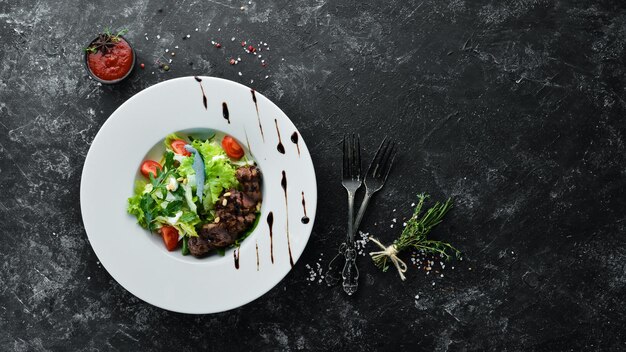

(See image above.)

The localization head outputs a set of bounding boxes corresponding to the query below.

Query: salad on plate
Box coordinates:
[127,132,262,257]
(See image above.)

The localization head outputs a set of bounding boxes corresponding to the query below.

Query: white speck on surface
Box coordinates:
[349,67,354,71]
[411,203,416,206]
[186,34,190,38]
[415,294,420,300]
[231,37,235,41]
[195,28,199,31]
[165,49,169,52]
[238,72,242,76]
[156,34,160,39]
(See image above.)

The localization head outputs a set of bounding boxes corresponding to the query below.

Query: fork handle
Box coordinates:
[346,192,356,244]
[342,247,359,295]
[353,191,372,235]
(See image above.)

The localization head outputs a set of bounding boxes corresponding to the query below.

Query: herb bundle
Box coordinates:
[369,194,460,280]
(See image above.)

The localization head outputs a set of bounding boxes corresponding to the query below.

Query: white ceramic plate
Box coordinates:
[80,77,316,314]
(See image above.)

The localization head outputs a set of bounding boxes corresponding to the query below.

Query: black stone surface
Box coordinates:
[1,0,625,350]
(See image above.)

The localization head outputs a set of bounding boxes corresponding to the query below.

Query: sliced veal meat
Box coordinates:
[190,166,263,257]
[236,166,262,203]
[188,224,237,257]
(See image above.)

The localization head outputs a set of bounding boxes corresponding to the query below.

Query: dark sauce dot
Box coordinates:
[277,143,285,154]
[301,216,310,224]
[194,76,202,82]
[291,132,298,144]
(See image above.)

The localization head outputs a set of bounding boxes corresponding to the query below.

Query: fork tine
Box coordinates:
[355,134,361,179]
[350,133,357,179]
[368,137,389,177]
[381,145,397,181]
[374,140,393,178]
[377,141,396,178]
[342,134,349,178]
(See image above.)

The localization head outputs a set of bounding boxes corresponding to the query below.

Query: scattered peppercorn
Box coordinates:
[229,58,236,65]
[247,45,255,52]
[215,43,222,48]
[163,65,170,71]
[241,41,246,47]
[140,63,145,69]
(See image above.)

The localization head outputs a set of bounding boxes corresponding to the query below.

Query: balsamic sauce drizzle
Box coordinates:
[194,76,207,110]
[301,191,310,224]
[251,89,265,141]
[234,248,240,269]
[291,132,301,157]
[222,102,230,124]
[256,241,260,271]
[275,119,285,154]
[267,212,274,264]
[282,171,294,267]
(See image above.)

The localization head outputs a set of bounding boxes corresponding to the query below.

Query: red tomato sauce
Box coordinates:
[87,38,134,81]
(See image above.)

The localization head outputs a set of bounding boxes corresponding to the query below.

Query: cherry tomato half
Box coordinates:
[160,226,179,251]
[171,140,191,156]
[222,135,244,159]
[140,160,162,178]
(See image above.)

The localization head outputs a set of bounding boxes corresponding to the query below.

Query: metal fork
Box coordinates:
[325,137,397,289]
[353,137,397,232]
[340,133,362,295]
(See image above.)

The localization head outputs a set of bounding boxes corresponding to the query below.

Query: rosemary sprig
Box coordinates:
[371,194,460,273]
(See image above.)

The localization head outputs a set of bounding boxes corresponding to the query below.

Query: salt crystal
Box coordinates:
[411,203,416,206]
[440,274,444,278]
[175,45,179,49]
[238,72,242,76]
[265,75,269,79]
[432,282,435,286]
[87,277,91,280]
[156,35,161,39]
[390,224,394,228]
[250,80,254,83]
[415,294,420,300]
[349,67,354,71]
[195,28,199,31]
[403,222,407,227]
[186,34,190,38]
[231,37,236,41]
[169,59,172,63]
[258,55,262,58]
[392,218,397,223]
[393,209,396,212]
[145,36,149,40]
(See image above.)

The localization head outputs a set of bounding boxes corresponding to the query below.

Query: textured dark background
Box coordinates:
[1,0,625,350]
